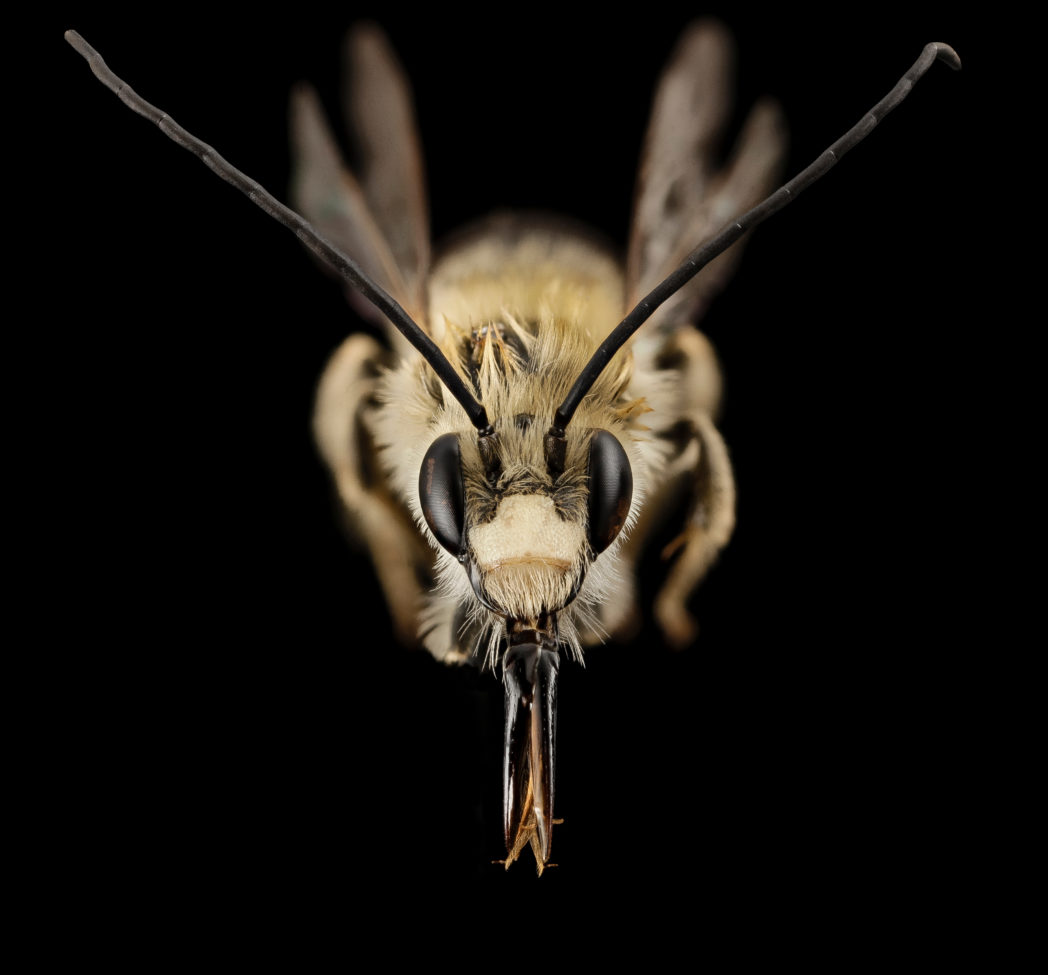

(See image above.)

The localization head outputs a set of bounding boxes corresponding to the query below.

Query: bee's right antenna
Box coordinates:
[64,30,495,438]
[551,40,961,436]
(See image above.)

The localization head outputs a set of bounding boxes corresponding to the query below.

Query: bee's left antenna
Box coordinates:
[64,30,493,436]
[553,39,961,434]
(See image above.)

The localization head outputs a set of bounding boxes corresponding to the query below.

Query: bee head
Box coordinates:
[418,420,632,625]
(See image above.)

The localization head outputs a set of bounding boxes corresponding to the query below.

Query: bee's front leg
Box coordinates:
[653,410,736,648]
[314,334,433,646]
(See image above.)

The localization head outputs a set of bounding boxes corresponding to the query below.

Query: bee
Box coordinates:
[65,20,960,876]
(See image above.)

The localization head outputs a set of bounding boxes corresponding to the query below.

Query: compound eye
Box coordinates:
[587,429,633,555]
[419,433,465,556]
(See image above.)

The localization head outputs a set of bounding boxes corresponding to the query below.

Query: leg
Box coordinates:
[654,410,735,648]
[313,334,433,646]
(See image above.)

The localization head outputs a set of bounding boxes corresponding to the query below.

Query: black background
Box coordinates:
[44,3,989,946]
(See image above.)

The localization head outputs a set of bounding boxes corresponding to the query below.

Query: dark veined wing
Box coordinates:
[291,25,430,341]
[626,20,787,332]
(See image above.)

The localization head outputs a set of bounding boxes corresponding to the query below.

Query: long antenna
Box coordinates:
[552,40,961,434]
[64,30,493,437]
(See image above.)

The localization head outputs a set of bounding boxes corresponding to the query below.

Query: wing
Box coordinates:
[290,25,430,350]
[626,20,787,332]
